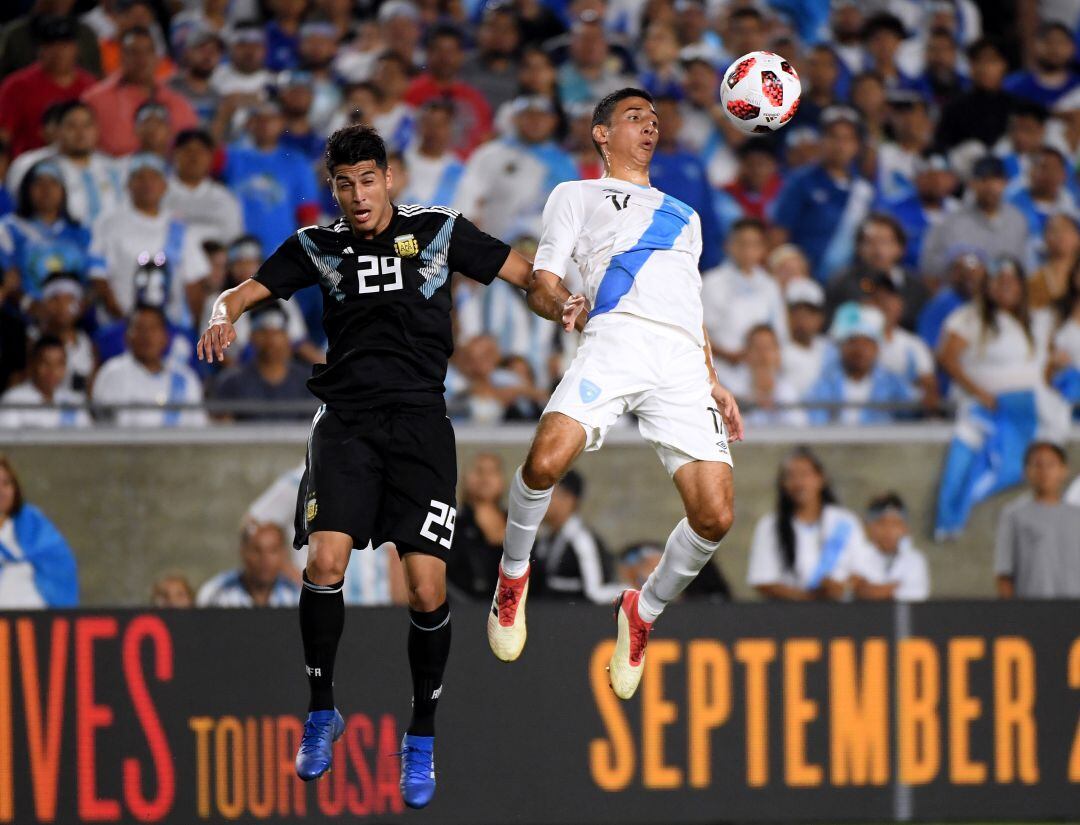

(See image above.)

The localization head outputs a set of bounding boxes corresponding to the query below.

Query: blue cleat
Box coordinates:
[295,709,345,781]
[398,734,436,808]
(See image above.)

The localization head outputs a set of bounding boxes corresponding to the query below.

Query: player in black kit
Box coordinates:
[197,125,582,808]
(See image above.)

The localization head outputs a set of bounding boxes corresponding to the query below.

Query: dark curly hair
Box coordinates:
[325,124,387,174]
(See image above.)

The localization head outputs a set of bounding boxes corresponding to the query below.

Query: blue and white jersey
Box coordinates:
[196,570,301,607]
[0,214,97,298]
[533,178,705,345]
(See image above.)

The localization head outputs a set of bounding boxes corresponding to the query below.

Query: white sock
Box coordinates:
[638,518,722,623]
[500,466,553,579]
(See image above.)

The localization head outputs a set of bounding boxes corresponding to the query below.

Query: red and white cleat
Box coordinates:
[487,565,530,662]
[608,589,653,700]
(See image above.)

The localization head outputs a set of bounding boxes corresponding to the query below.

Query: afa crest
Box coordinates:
[305,495,318,524]
[394,234,419,258]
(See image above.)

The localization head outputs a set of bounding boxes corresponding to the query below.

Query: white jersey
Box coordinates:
[533,178,705,345]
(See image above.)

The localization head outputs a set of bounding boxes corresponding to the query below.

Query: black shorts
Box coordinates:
[294,404,458,561]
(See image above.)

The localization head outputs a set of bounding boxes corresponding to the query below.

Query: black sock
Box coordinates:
[300,572,345,713]
[407,601,451,737]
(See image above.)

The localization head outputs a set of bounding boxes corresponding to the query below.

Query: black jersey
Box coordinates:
[254,205,511,409]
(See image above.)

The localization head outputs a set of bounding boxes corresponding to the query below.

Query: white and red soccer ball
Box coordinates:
[719,51,802,133]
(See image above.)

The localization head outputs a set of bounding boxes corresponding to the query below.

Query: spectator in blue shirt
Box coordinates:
[861,13,918,92]
[1008,146,1078,256]
[910,26,970,106]
[0,160,95,304]
[805,301,916,425]
[875,152,960,269]
[1003,21,1080,108]
[917,247,988,350]
[264,0,305,71]
[772,106,875,283]
[649,95,721,270]
[276,70,325,163]
[223,99,320,254]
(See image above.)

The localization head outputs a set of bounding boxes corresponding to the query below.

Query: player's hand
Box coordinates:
[197,319,236,363]
[561,293,589,332]
[710,381,745,443]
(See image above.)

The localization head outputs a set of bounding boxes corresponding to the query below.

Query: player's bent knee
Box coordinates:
[407,580,446,612]
[689,505,734,544]
[522,452,563,491]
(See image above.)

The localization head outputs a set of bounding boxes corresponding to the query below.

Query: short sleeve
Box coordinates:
[180,228,211,284]
[746,514,783,587]
[994,504,1018,576]
[910,336,935,377]
[899,552,930,601]
[447,215,511,285]
[253,232,318,300]
[533,182,584,280]
[941,305,977,345]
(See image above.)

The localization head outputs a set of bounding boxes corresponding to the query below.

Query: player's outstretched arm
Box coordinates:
[197,279,274,363]
[527,270,589,333]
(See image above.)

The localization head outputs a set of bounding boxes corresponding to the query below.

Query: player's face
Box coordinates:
[866,511,906,554]
[331,160,394,235]
[594,97,658,170]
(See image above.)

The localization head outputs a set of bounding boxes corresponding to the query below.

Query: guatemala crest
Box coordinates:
[305,495,318,524]
[579,379,601,403]
[394,234,419,258]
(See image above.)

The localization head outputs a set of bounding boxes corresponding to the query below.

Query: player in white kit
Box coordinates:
[487,89,744,699]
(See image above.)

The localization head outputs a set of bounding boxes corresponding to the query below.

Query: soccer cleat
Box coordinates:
[398,734,436,809]
[487,564,530,661]
[295,708,346,781]
[608,590,653,700]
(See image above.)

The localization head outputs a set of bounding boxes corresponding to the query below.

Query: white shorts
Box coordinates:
[544,313,733,476]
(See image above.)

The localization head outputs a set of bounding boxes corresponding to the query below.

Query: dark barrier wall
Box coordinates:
[0,603,1077,824]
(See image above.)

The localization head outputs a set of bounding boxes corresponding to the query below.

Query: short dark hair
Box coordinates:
[859,212,907,249]
[174,128,214,149]
[1038,20,1074,41]
[1010,100,1049,123]
[1025,440,1067,465]
[866,491,907,518]
[591,87,654,158]
[731,216,767,235]
[558,469,584,500]
[325,124,388,173]
[729,7,763,24]
[426,23,465,47]
[121,25,154,47]
[132,303,169,327]
[967,36,1006,63]
[41,100,72,128]
[31,334,65,360]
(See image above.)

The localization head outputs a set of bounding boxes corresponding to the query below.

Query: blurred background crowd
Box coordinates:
[2,0,1080,607]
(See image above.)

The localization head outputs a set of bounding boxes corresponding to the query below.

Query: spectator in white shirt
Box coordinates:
[31,272,95,392]
[729,324,808,428]
[781,277,833,398]
[209,22,273,98]
[533,471,623,604]
[0,337,90,429]
[91,305,207,427]
[747,447,864,601]
[849,492,930,601]
[164,128,243,245]
[704,217,790,388]
[132,102,174,163]
[197,522,301,607]
[89,153,211,329]
[871,273,939,410]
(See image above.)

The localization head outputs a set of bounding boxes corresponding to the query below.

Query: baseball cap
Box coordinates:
[229,24,266,45]
[971,155,1007,179]
[820,105,862,129]
[945,243,987,269]
[829,302,885,344]
[277,69,313,89]
[913,152,950,174]
[510,95,555,115]
[227,236,263,263]
[785,278,825,308]
[127,153,168,178]
[34,15,77,43]
[184,25,224,51]
[378,0,420,23]
[250,303,289,331]
[299,20,338,39]
[135,101,170,125]
[28,160,64,183]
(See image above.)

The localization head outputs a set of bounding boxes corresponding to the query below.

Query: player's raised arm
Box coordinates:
[197,278,272,362]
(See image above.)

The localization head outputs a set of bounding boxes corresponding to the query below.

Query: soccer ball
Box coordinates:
[719,51,802,134]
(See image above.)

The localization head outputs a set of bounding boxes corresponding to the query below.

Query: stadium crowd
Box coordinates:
[2,1,1080,602]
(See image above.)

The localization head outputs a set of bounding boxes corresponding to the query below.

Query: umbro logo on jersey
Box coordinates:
[579,379,601,403]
